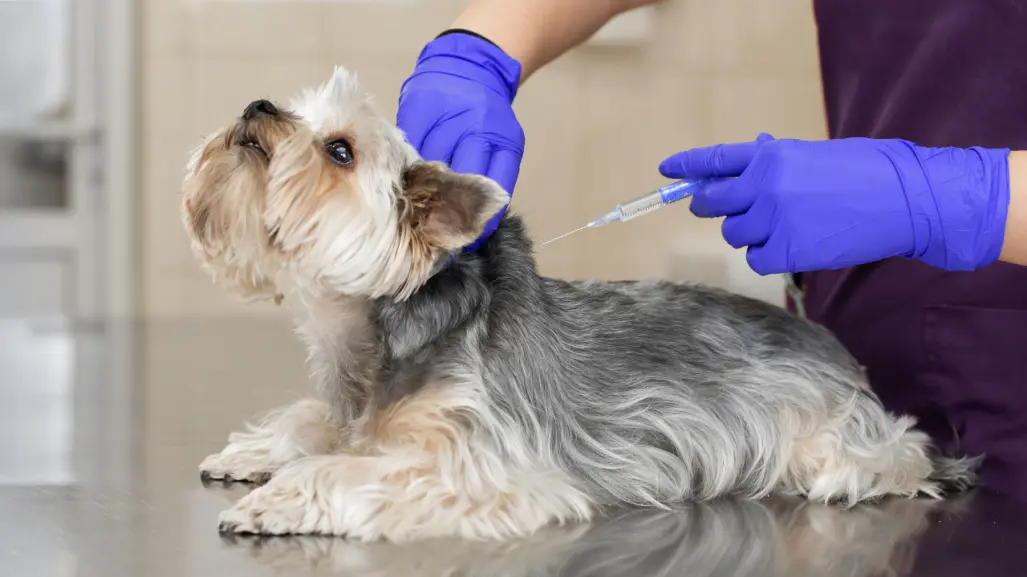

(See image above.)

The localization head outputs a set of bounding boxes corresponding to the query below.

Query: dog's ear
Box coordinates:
[401,161,510,250]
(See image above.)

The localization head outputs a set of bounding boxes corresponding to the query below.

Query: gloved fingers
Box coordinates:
[460,147,520,252]
[745,230,807,276]
[417,120,465,164]
[659,140,763,179]
[485,147,523,195]
[721,209,771,249]
[449,136,492,176]
[744,244,785,276]
[395,98,438,152]
[464,209,506,252]
[688,177,758,218]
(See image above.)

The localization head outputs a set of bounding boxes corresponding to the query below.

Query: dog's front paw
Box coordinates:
[199,400,341,484]
[199,447,278,484]
[217,475,329,536]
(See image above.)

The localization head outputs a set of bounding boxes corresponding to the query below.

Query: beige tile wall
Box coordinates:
[140,0,826,318]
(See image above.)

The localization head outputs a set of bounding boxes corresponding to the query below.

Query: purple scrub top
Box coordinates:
[799,0,1027,500]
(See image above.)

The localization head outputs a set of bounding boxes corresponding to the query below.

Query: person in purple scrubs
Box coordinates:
[396,0,1027,500]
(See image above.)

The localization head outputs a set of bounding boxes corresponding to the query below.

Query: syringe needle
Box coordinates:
[538,179,720,250]
[540,225,590,247]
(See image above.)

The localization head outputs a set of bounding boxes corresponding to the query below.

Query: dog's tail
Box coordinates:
[927,452,983,495]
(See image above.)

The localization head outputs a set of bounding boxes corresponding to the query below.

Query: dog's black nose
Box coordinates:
[242,99,278,120]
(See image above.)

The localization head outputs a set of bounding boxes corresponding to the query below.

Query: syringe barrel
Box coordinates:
[614,190,664,222]
[615,179,706,222]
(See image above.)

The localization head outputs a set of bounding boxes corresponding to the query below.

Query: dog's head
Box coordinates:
[181,66,509,303]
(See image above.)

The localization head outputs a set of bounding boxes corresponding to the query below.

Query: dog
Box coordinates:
[181,67,979,542]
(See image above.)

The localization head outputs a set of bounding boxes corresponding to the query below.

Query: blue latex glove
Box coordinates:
[659,134,1011,275]
[397,31,525,252]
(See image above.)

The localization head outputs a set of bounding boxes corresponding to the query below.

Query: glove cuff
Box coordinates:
[435,28,501,48]
[410,30,522,102]
[906,145,1011,271]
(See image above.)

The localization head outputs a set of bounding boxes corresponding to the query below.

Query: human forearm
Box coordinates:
[451,0,662,82]
[999,151,1027,266]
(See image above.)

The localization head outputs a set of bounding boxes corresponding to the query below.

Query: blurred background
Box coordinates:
[139,0,825,316]
[0,1,826,570]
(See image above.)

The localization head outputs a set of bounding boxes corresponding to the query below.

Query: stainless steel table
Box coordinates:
[1,318,1023,577]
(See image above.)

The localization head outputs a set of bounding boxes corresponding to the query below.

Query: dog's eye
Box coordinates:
[325,139,354,167]
[243,141,267,159]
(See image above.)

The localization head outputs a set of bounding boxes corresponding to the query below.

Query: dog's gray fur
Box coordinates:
[370,215,978,506]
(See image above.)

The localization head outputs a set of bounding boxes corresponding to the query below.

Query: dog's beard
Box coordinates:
[181,127,281,303]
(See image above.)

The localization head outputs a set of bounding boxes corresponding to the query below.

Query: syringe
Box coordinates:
[541,178,718,246]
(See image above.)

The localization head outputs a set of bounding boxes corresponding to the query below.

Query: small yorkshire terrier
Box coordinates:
[182,67,978,542]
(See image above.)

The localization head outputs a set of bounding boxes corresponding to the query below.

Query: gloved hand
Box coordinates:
[659,134,1011,275]
[397,31,525,252]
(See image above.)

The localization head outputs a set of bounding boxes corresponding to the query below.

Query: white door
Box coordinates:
[0,0,111,485]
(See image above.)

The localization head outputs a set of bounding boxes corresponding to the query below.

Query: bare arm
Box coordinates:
[451,0,663,82]
[999,151,1027,266]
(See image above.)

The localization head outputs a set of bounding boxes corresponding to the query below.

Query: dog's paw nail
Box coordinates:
[218,521,238,534]
[200,470,213,482]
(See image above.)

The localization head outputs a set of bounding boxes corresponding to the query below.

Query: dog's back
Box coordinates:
[394,215,979,508]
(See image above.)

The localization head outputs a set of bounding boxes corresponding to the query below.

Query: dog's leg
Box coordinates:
[215,383,593,540]
[199,398,340,483]
[780,396,945,504]
[216,452,593,540]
